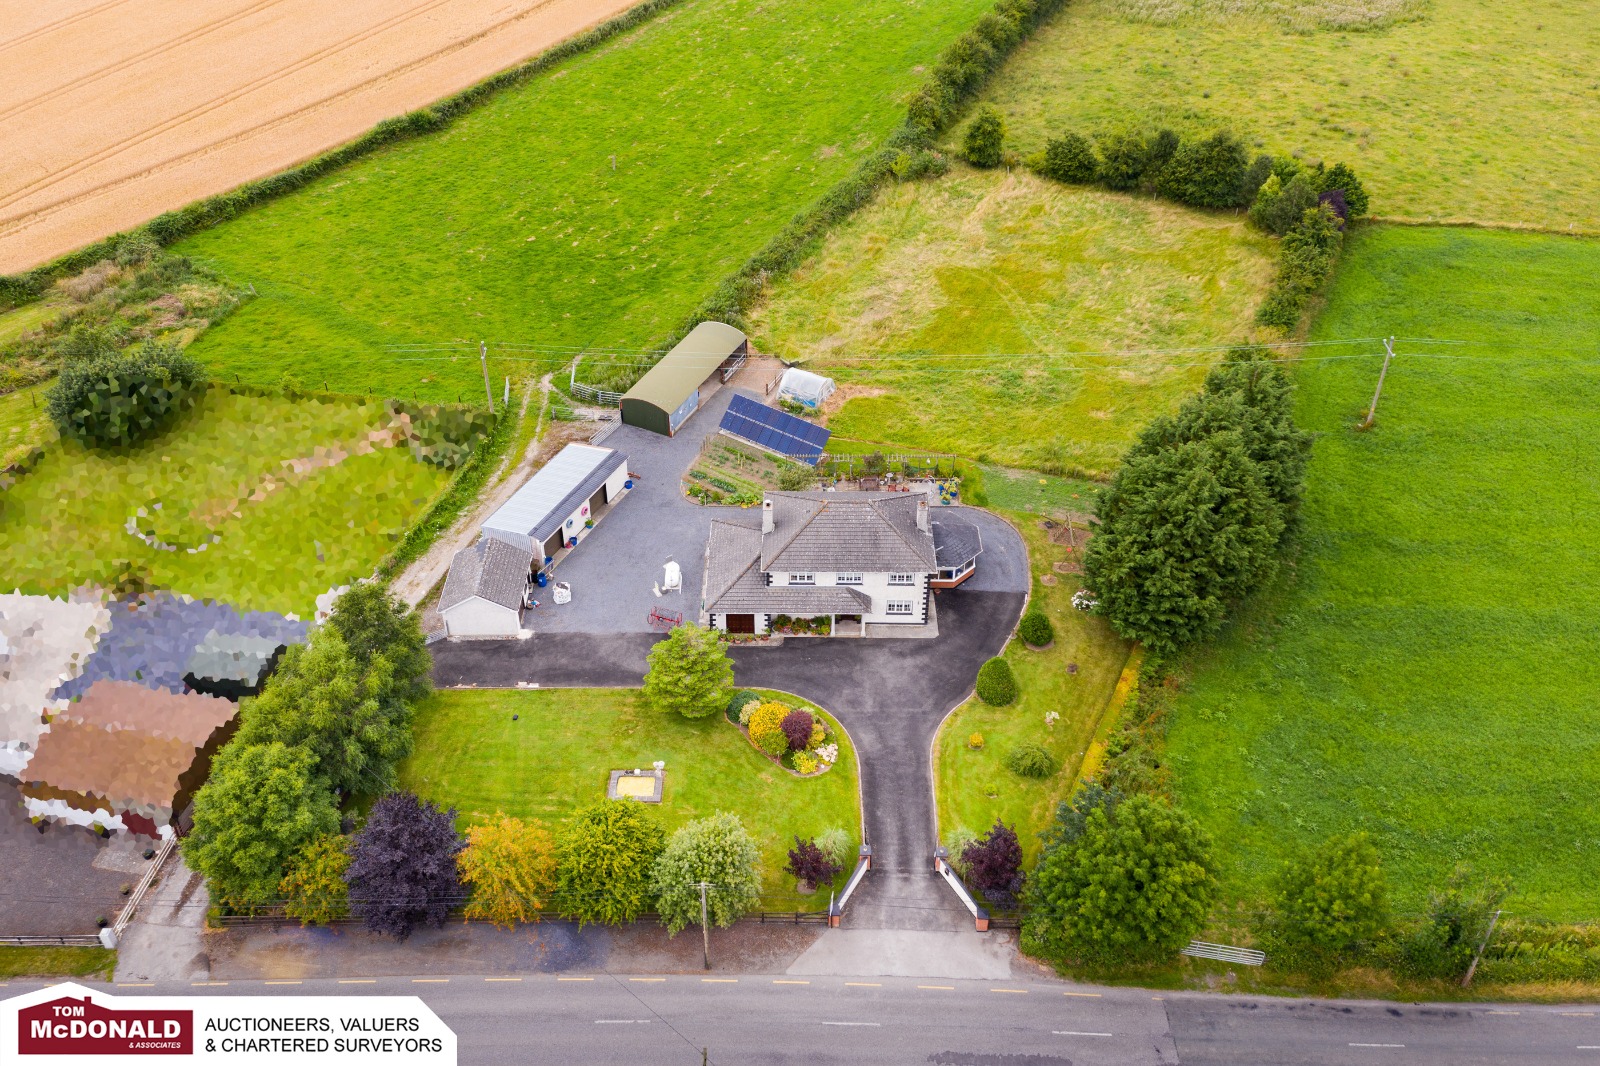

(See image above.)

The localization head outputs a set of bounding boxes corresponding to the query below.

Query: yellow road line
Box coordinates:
[918,985,955,990]
[1064,991,1102,998]
[844,982,881,987]
[484,977,523,982]
[338,979,376,984]
[264,981,302,986]
[773,980,810,985]
[702,978,738,983]
[629,977,666,983]
[991,988,1027,994]
[558,977,594,982]
[412,978,450,983]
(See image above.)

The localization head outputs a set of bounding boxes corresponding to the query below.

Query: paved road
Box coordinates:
[12,973,1599,1065]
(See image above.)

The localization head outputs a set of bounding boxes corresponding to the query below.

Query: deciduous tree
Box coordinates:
[556,801,666,926]
[346,792,464,940]
[47,341,205,449]
[1026,795,1216,962]
[1270,832,1389,960]
[182,741,338,909]
[961,820,1025,907]
[643,624,734,719]
[786,837,844,890]
[964,106,1007,168]
[326,582,432,707]
[458,815,558,929]
[651,813,762,934]
[279,833,351,926]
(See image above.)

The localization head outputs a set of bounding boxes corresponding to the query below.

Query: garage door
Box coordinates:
[725,614,756,634]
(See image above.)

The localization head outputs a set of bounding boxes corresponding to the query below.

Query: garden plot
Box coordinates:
[684,437,805,505]
[399,687,861,903]
[1167,226,1600,916]
[749,168,1275,476]
[0,390,449,616]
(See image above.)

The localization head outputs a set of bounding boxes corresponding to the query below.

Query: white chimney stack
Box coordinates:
[762,497,775,535]
[916,495,929,533]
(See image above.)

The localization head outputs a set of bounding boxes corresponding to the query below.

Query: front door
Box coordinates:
[725,614,756,634]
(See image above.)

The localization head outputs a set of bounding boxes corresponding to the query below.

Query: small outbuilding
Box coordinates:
[20,680,237,838]
[183,630,287,700]
[620,321,749,436]
[439,537,535,638]
[776,367,836,411]
[482,443,629,560]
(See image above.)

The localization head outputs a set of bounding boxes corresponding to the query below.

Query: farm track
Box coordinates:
[0,0,643,272]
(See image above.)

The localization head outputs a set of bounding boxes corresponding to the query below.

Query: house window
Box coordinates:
[888,573,917,586]
[837,572,863,586]
[885,600,914,616]
[790,572,815,585]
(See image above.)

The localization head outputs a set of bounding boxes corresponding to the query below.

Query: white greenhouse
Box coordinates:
[776,367,836,410]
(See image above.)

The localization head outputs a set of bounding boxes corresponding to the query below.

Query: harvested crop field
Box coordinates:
[0,0,643,272]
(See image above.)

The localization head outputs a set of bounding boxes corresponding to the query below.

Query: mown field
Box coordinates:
[1167,226,1600,917]
[976,0,1600,231]
[936,515,1130,864]
[0,391,448,615]
[749,168,1274,475]
[400,688,860,903]
[175,0,993,402]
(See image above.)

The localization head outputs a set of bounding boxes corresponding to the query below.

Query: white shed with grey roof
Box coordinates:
[482,443,630,563]
[440,537,536,638]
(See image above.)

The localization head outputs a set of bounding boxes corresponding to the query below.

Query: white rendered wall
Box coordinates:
[442,598,520,638]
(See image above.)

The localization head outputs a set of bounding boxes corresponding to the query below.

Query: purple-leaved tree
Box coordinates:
[786,836,844,889]
[346,791,464,940]
[780,710,815,753]
[961,820,1025,908]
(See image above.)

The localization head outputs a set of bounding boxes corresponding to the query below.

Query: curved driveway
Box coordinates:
[430,506,1028,929]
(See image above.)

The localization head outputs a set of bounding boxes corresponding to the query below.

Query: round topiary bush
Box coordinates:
[1005,743,1057,779]
[780,709,815,752]
[1018,610,1055,649]
[975,657,1018,706]
[726,689,762,725]
[747,701,792,758]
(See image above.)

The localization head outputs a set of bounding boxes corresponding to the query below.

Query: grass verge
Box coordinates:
[1166,225,1600,917]
[399,687,861,904]
[750,167,1275,475]
[935,512,1130,864]
[0,947,115,980]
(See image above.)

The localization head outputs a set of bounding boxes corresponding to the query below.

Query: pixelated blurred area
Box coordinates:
[0,590,305,935]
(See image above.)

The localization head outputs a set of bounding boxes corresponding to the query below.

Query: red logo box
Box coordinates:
[18,995,193,1056]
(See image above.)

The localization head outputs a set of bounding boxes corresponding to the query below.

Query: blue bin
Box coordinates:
[624,479,634,490]
[536,572,548,588]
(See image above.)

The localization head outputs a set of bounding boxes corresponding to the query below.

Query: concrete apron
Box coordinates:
[786,928,1018,980]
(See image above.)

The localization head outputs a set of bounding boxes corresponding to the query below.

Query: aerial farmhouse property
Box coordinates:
[704,490,983,635]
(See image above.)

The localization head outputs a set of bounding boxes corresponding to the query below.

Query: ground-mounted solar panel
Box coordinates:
[719,394,831,465]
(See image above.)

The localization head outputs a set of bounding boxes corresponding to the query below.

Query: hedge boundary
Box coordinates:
[0,0,691,311]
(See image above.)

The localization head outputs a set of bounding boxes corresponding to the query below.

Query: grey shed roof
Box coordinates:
[931,516,983,568]
[761,491,937,573]
[482,444,626,551]
[705,519,871,615]
[620,321,746,412]
[184,631,284,684]
[441,537,533,612]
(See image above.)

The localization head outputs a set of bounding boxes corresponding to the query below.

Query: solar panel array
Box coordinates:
[719,394,831,465]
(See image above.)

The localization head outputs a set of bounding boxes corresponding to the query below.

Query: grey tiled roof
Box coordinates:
[441,537,533,612]
[705,518,871,615]
[760,491,937,573]
[931,516,983,568]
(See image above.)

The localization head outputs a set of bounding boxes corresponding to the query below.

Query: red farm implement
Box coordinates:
[647,607,684,631]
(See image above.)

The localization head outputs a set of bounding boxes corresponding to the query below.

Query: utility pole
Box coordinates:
[1361,335,1395,429]
[1461,908,1502,987]
[693,881,713,970]
[480,341,494,414]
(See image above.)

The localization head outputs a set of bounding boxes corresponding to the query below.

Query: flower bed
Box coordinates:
[726,690,839,777]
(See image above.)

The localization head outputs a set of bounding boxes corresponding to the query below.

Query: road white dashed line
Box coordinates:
[1349,1043,1405,1048]
[1053,1030,1113,1037]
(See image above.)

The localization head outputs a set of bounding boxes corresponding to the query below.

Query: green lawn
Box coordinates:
[748,167,1275,475]
[975,0,1600,231]
[978,465,1102,519]
[0,383,53,468]
[175,0,993,401]
[1166,226,1600,917]
[0,390,447,614]
[400,688,861,904]
[0,947,115,980]
[935,514,1131,864]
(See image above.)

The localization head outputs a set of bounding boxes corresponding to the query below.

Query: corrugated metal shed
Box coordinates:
[620,321,747,436]
[482,444,626,552]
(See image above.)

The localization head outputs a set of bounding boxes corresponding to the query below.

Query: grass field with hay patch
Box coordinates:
[973,0,1600,231]
[175,0,993,402]
[750,167,1275,475]
[1167,225,1600,917]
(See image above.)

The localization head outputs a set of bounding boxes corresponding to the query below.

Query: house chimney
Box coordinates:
[762,497,775,535]
[916,495,929,533]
